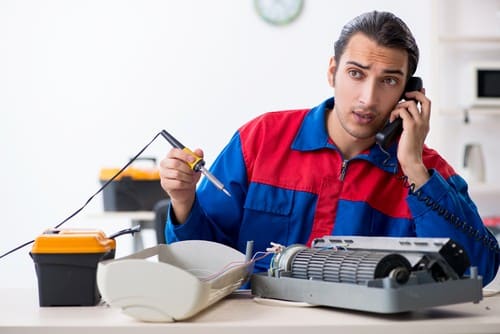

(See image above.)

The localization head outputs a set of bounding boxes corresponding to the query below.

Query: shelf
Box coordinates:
[439,35,500,44]
[440,107,500,119]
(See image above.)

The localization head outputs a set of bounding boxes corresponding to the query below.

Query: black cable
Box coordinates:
[399,175,500,254]
[0,130,164,260]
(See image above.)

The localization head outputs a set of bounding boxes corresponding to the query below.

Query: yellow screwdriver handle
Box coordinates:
[182,147,205,172]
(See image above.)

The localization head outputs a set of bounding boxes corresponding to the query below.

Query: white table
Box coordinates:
[1,288,499,334]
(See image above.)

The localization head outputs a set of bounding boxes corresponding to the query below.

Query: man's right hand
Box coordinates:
[159,147,204,224]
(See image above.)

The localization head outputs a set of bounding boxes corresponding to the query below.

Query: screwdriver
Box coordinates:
[160,129,231,197]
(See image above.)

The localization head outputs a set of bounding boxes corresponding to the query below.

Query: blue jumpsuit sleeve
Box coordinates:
[408,169,499,285]
[165,132,248,249]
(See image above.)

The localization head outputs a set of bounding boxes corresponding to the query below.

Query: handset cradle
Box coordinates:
[375,77,423,149]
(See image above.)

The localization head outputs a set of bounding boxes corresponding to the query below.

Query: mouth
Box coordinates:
[352,110,376,125]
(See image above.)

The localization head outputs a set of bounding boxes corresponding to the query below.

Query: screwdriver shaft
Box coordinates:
[199,166,231,197]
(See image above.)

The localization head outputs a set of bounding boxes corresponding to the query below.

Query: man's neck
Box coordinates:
[326,109,375,160]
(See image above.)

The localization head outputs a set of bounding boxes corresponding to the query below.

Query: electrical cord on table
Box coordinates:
[0,131,165,260]
[400,175,500,254]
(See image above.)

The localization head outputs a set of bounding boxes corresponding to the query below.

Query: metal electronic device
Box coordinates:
[251,236,483,313]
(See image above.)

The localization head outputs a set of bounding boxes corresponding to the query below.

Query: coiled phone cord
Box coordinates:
[0,131,164,260]
[400,175,500,254]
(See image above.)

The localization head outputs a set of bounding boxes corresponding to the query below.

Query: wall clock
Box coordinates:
[254,0,304,26]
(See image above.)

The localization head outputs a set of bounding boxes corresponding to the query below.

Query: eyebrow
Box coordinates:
[345,61,405,76]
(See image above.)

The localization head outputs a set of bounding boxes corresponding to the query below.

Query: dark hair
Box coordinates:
[334,11,419,78]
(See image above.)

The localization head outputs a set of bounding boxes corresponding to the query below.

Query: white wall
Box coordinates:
[0,0,434,288]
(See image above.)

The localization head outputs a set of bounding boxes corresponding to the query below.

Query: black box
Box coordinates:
[100,158,167,211]
[101,177,166,211]
[30,229,116,307]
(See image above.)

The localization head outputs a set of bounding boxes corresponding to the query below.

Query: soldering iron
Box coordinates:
[160,129,231,197]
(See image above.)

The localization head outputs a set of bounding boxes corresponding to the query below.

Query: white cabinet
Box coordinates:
[433,0,500,116]
[431,0,500,204]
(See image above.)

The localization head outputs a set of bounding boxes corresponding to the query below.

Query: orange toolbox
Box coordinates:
[99,157,166,211]
[30,229,116,306]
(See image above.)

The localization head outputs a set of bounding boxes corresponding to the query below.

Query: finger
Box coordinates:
[419,94,431,123]
[187,148,202,157]
[159,163,199,195]
[161,174,195,190]
[399,100,420,120]
[166,147,198,165]
[388,106,407,122]
[403,91,429,110]
[160,154,197,183]
[160,178,195,198]
[403,91,431,124]
[161,157,197,178]
[162,163,195,181]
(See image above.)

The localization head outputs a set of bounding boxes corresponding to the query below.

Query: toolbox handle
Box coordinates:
[109,225,141,239]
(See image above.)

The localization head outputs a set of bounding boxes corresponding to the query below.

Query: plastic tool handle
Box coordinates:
[160,130,205,172]
[160,130,185,149]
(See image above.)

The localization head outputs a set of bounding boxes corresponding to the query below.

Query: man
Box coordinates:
[159,11,499,285]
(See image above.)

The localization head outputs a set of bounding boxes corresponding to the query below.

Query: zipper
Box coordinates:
[339,160,348,181]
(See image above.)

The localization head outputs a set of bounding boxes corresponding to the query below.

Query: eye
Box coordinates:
[383,77,398,86]
[348,69,363,79]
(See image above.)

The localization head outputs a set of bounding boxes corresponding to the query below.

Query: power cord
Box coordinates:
[0,130,165,260]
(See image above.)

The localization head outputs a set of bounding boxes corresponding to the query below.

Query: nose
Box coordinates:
[359,80,377,107]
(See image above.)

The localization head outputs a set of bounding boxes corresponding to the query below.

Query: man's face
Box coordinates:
[328,33,408,141]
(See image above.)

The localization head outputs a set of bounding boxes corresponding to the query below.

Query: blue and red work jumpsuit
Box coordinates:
[166,97,499,285]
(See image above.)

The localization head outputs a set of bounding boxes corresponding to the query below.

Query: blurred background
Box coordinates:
[1,0,499,289]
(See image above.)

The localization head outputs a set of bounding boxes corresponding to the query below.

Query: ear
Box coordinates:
[327,56,336,88]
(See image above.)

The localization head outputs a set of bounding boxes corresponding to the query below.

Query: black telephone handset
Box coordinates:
[375,76,423,149]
